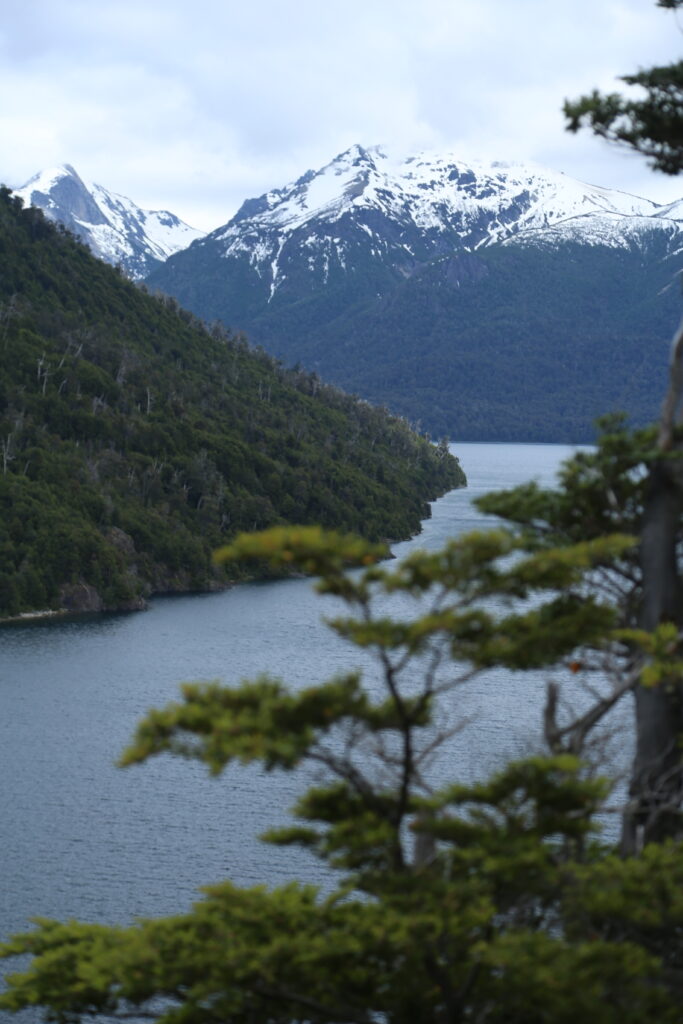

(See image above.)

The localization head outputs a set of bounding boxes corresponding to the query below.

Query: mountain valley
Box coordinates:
[14,147,683,442]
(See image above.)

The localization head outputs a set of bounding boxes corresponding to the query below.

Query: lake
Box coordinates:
[0,442,631,1018]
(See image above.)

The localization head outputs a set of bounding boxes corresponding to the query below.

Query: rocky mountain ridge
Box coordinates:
[14,165,203,279]
[216,144,683,270]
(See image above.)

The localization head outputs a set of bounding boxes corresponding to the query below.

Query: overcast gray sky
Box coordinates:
[1,0,682,231]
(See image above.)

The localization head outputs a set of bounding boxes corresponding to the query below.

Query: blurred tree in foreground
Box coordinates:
[3,479,683,1021]
[565,1,683,175]
[566,0,683,853]
[4,2,683,1018]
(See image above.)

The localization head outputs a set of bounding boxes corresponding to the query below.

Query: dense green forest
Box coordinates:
[0,188,464,618]
[149,216,682,443]
[295,236,681,442]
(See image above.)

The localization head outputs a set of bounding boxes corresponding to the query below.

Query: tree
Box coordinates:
[4,3,683,1016]
[564,1,683,175]
[4,521,683,1022]
[564,0,683,852]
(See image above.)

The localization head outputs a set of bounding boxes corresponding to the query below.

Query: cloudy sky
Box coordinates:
[1,0,681,231]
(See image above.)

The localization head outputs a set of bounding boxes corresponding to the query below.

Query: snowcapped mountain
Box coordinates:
[147,144,683,442]
[224,143,673,250]
[15,165,203,279]
[155,144,683,303]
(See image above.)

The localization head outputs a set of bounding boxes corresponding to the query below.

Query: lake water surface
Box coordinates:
[0,443,630,1018]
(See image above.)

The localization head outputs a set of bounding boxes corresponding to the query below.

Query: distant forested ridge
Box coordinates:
[0,188,464,618]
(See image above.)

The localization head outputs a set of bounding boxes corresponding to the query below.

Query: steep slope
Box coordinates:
[14,165,203,279]
[0,188,464,618]
[147,145,683,442]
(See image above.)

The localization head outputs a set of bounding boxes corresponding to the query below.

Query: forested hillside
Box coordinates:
[152,231,683,443]
[0,188,464,618]
[248,236,681,442]
[147,146,683,442]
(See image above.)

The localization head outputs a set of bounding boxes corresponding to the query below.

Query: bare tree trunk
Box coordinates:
[621,462,683,853]
[621,317,683,853]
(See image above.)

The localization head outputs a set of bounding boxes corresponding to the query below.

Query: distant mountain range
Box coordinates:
[15,148,683,441]
[14,165,203,279]
[144,145,683,442]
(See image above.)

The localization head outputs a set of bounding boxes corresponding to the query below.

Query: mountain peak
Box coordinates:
[15,167,204,279]
[18,164,108,229]
[208,143,673,263]
[333,142,376,166]
[25,162,75,181]
[19,162,85,195]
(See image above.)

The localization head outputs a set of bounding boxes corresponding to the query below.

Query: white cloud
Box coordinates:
[1,0,682,230]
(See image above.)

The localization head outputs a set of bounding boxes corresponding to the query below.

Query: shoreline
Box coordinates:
[0,476,467,627]
[0,608,67,625]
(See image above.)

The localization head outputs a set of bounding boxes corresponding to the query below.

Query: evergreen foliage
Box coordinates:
[4,3,683,1015]
[0,187,464,618]
[0,475,679,1019]
[565,1,683,175]
[4,430,683,1020]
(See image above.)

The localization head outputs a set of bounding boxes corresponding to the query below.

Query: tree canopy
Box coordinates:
[4,2,683,1018]
[0,187,463,618]
[564,1,683,174]
[4,425,683,1021]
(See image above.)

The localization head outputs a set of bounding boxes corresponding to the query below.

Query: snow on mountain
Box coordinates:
[192,144,683,304]
[217,144,669,244]
[145,143,683,444]
[14,165,204,279]
[222,144,660,239]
